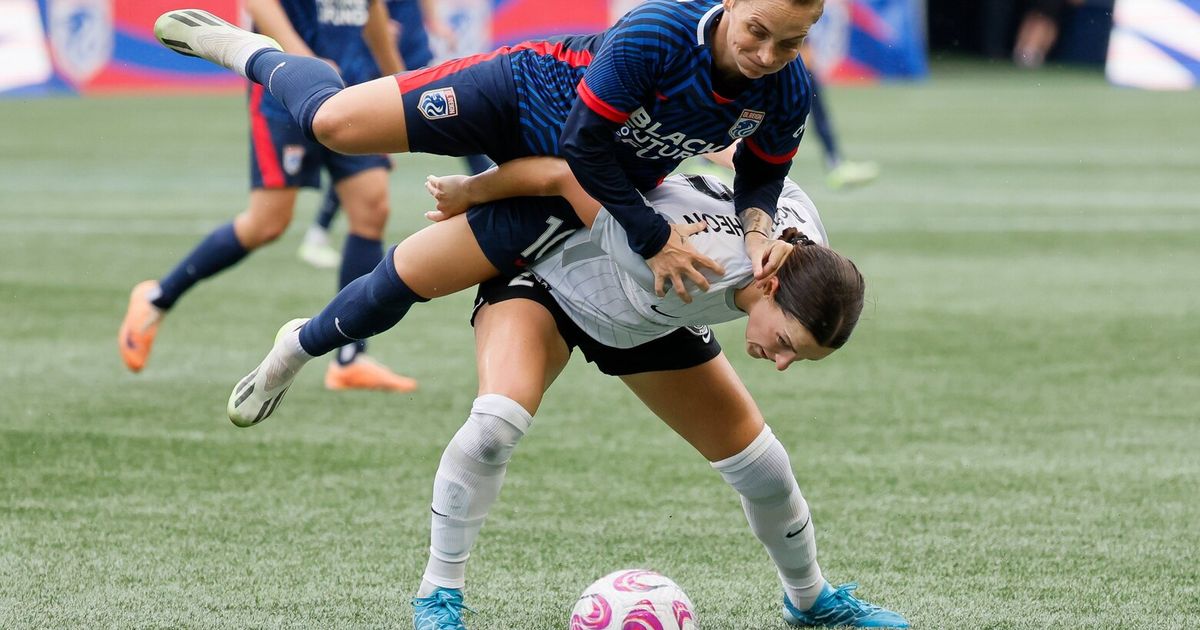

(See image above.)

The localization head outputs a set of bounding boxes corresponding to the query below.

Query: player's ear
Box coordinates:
[761,275,781,300]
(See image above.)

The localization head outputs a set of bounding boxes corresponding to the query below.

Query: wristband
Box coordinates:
[744,228,770,239]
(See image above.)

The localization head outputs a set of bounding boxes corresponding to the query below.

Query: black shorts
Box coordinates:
[472,273,722,377]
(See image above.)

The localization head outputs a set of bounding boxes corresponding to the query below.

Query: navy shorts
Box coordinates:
[466,196,584,276]
[249,85,390,190]
[395,52,529,165]
[472,273,722,377]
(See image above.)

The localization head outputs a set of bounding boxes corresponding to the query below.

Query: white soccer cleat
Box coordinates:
[228,318,312,427]
[154,9,280,77]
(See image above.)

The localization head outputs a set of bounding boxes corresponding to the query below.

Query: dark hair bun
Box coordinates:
[778,227,815,246]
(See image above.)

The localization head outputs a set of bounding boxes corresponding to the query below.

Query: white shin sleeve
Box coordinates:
[423,394,533,590]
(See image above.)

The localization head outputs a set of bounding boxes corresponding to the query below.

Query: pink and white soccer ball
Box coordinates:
[569,569,698,630]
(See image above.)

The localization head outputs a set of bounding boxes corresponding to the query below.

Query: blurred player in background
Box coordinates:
[119,0,417,392]
[154,0,823,398]
[298,0,495,269]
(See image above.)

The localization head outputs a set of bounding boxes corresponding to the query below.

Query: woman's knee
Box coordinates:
[311,104,359,154]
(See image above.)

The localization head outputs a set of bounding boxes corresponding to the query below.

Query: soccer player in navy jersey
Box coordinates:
[154,0,824,406]
[297,0,494,269]
[120,0,417,392]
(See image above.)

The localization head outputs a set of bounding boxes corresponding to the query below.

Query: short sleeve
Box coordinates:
[742,65,812,165]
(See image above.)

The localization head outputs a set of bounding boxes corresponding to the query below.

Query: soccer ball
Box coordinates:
[570,569,698,630]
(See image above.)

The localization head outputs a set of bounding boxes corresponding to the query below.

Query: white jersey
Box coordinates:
[529,174,828,349]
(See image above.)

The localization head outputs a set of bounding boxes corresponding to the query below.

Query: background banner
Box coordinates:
[2,0,930,97]
[1,0,241,96]
[1106,0,1200,90]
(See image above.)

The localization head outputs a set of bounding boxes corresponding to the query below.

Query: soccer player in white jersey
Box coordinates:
[230,157,908,629]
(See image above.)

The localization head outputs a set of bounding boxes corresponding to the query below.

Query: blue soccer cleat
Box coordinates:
[783,582,909,628]
[413,587,473,630]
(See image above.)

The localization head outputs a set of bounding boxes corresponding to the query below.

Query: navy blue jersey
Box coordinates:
[257,0,378,119]
[579,0,810,185]
[507,0,811,256]
[506,34,605,157]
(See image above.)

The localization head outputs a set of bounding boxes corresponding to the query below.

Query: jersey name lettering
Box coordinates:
[682,212,744,236]
[617,107,726,160]
[317,0,368,26]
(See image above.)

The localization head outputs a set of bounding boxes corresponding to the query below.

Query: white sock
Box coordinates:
[230,41,273,79]
[712,425,826,610]
[419,394,533,596]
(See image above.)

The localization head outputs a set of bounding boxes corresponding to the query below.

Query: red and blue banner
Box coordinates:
[1,0,241,96]
[807,0,927,82]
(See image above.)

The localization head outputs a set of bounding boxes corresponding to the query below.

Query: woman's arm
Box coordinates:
[245,0,315,57]
[363,0,404,75]
[425,157,602,226]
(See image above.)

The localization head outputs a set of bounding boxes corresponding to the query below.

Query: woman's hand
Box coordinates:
[745,231,792,281]
[646,223,726,303]
[424,174,475,221]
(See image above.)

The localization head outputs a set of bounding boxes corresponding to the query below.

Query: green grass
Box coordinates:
[2,63,1199,628]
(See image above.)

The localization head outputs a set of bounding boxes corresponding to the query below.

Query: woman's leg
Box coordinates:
[119,188,297,372]
[618,355,826,610]
[619,357,908,626]
[415,298,570,619]
[227,213,500,426]
[154,12,412,154]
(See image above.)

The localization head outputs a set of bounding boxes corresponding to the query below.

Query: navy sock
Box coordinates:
[463,154,495,176]
[245,49,343,142]
[316,187,340,230]
[807,72,841,168]
[153,223,248,310]
[334,234,384,363]
[299,245,429,357]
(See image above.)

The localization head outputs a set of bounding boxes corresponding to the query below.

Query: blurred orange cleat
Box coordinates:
[118,280,164,373]
[324,356,418,392]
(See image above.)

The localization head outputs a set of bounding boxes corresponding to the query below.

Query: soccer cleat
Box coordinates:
[154,9,280,76]
[324,356,418,392]
[783,582,909,628]
[297,240,341,269]
[412,588,472,630]
[118,280,165,373]
[227,318,312,427]
[826,160,881,191]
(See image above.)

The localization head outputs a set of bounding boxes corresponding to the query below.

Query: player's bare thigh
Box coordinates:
[619,353,766,462]
[311,76,409,155]
[233,188,299,249]
[473,298,571,415]
[391,214,499,299]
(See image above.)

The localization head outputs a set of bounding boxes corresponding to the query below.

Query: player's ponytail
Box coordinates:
[773,235,864,350]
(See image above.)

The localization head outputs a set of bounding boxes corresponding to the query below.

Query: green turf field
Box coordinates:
[2,62,1198,628]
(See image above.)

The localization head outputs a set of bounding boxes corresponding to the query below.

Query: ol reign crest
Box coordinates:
[728,109,765,139]
[418,87,459,120]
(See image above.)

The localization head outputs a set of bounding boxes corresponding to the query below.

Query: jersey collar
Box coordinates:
[696,3,724,46]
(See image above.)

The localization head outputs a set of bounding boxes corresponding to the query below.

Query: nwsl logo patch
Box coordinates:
[728,109,765,139]
[282,145,305,176]
[418,87,458,120]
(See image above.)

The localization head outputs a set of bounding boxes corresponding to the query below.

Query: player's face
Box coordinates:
[743,301,834,371]
[721,0,822,79]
